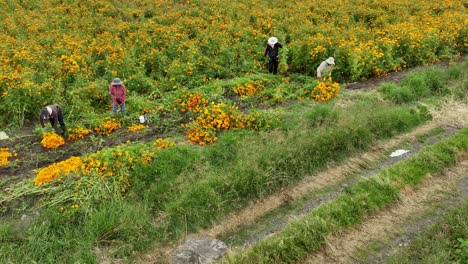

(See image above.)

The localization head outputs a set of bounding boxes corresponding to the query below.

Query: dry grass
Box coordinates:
[432,99,468,129]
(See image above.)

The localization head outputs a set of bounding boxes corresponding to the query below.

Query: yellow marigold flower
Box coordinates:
[311,78,340,102]
[127,124,146,132]
[67,127,91,142]
[0,148,14,167]
[34,156,83,185]
[41,132,65,149]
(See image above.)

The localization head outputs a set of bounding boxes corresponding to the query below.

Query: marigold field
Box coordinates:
[0,1,466,263]
[0,0,465,128]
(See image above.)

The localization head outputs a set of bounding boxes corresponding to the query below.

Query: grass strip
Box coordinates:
[380,60,467,104]
[385,200,468,264]
[139,101,429,241]
[223,128,468,264]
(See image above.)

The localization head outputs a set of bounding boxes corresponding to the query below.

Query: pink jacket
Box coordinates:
[109,84,126,105]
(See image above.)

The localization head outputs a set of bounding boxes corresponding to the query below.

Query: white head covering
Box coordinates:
[325,57,335,65]
[268,37,278,45]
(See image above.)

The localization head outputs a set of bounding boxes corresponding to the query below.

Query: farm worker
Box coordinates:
[264,37,283,74]
[317,57,335,81]
[109,78,126,116]
[39,103,66,135]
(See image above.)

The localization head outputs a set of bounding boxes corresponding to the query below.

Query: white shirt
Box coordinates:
[317,61,334,79]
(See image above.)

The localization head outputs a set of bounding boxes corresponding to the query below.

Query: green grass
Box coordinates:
[0,200,156,263]
[1,60,466,263]
[386,200,468,264]
[221,177,352,247]
[380,61,467,104]
[1,95,431,263]
[122,98,430,251]
[223,128,468,264]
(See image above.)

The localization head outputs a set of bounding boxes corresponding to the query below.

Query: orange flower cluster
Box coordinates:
[34,156,83,185]
[233,81,265,97]
[127,124,146,132]
[184,102,260,145]
[94,119,121,135]
[194,103,239,130]
[0,148,16,167]
[186,128,218,145]
[153,138,176,150]
[310,78,340,102]
[41,132,65,149]
[174,92,208,113]
[33,138,178,193]
[67,127,91,142]
[237,111,264,130]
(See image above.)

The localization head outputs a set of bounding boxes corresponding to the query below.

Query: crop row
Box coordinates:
[0,0,465,126]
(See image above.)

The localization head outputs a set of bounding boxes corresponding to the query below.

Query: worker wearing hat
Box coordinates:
[317,57,335,81]
[264,37,283,74]
[39,103,66,135]
[109,78,126,116]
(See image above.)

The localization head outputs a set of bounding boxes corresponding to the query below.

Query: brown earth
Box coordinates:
[0,124,168,181]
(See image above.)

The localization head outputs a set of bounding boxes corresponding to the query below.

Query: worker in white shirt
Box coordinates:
[317,57,335,81]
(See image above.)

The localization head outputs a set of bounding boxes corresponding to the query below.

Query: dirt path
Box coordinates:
[136,99,468,264]
[303,157,468,264]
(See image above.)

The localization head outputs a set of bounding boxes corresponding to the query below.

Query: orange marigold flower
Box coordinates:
[34,156,83,185]
[0,148,15,167]
[41,132,65,149]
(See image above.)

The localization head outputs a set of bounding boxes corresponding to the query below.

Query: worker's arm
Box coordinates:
[39,115,45,128]
[51,111,59,130]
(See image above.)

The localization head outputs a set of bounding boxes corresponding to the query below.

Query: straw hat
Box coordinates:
[325,57,335,65]
[268,37,278,45]
[112,78,123,85]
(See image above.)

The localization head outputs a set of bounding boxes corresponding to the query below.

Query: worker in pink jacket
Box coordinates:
[109,78,126,116]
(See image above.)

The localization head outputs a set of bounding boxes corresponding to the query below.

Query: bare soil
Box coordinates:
[0,122,168,181]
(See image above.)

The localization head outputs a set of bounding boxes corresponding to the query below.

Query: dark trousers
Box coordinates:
[268,57,279,74]
[50,108,65,128]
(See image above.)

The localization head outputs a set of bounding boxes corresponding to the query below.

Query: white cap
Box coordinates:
[139,116,146,124]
